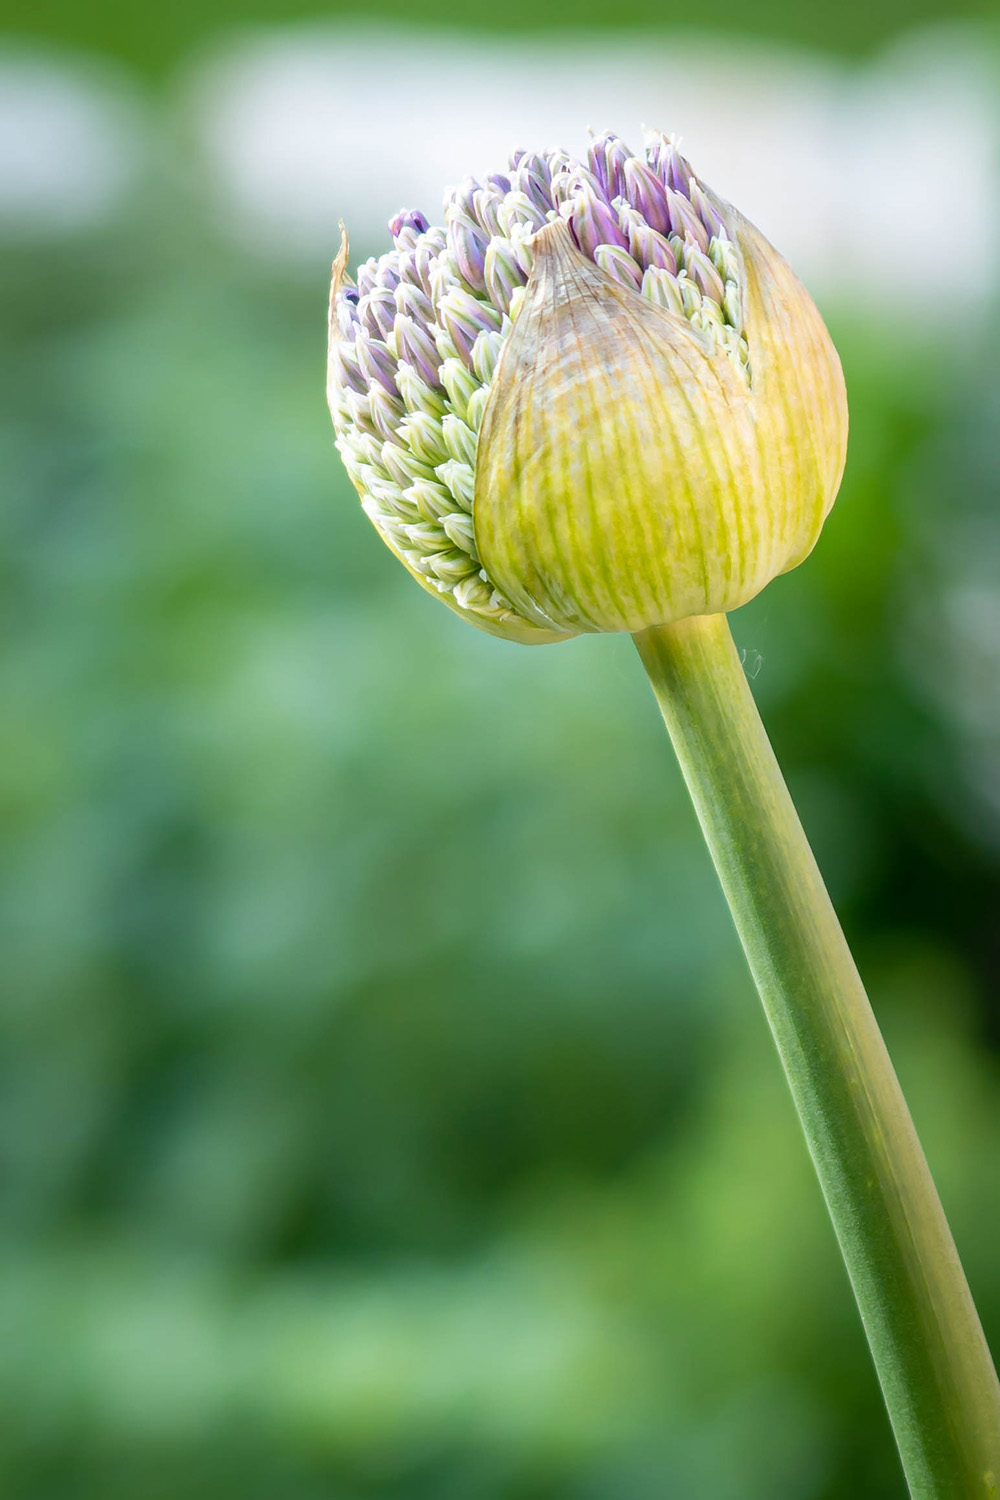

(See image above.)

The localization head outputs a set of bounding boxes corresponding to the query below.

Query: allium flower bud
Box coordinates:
[328,130,847,642]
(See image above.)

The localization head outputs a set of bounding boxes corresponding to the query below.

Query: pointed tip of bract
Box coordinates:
[332,222,350,286]
[329,222,351,333]
[524,213,574,259]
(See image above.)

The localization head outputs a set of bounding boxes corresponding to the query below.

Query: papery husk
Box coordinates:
[473,213,848,635]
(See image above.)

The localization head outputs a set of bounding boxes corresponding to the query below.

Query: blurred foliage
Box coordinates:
[3,72,1000,1500]
[11,0,1000,77]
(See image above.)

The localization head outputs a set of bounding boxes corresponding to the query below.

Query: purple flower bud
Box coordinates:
[593,243,643,290]
[688,180,727,240]
[472,187,504,238]
[587,131,630,199]
[415,236,439,293]
[368,382,405,442]
[666,188,710,253]
[331,343,367,395]
[359,289,396,341]
[447,209,490,293]
[487,173,511,194]
[484,238,526,315]
[511,165,553,215]
[684,245,726,303]
[562,189,628,258]
[647,135,691,194]
[403,248,433,296]
[575,165,609,200]
[394,314,442,388]
[622,158,670,234]
[395,281,434,324]
[389,209,430,239]
[355,332,399,395]
[617,206,678,275]
[517,151,553,188]
[438,289,502,366]
[438,318,474,367]
[449,176,480,219]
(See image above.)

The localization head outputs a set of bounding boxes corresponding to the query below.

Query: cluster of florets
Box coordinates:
[328,129,748,629]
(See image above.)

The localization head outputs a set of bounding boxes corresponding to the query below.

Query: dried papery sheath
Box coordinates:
[327,128,847,641]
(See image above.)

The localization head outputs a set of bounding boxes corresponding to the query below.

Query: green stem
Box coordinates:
[634,612,1000,1498]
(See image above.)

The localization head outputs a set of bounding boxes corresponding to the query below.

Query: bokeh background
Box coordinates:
[3,1,1000,1495]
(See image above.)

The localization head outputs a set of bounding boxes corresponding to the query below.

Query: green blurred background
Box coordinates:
[2,2,1000,1496]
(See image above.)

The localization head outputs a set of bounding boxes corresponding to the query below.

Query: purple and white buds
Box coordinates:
[327,127,844,642]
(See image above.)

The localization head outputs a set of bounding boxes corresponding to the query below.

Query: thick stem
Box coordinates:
[634,612,1000,1498]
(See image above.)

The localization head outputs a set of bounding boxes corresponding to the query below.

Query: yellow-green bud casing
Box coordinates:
[473,208,848,636]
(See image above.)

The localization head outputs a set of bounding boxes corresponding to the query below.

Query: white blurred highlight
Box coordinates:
[0,49,146,234]
[186,23,1000,320]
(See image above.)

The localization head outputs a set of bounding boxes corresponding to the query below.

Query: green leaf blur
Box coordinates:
[2,10,1000,1498]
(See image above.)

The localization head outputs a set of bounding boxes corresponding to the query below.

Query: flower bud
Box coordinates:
[328,130,847,643]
